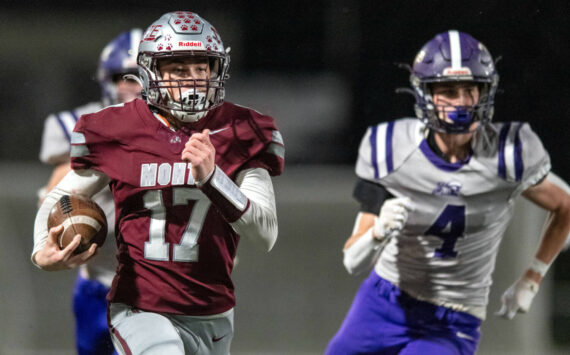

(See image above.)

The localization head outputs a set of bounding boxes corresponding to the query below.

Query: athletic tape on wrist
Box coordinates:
[529,257,551,277]
[198,166,250,222]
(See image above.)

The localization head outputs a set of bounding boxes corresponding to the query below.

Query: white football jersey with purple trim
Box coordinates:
[40,102,104,165]
[39,101,116,287]
[355,118,550,319]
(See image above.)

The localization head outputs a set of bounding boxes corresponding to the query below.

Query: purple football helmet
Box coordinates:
[410,30,499,133]
[97,28,143,105]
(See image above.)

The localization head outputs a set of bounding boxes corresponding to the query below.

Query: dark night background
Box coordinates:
[1,0,568,173]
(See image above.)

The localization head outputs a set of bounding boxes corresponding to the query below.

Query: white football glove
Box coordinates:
[495,278,539,320]
[373,197,413,241]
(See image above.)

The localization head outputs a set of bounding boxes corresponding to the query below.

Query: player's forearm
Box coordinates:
[231,200,277,251]
[197,167,278,251]
[33,190,61,263]
[533,206,570,265]
[343,228,384,275]
[32,169,110,265]
[520,204,570,284]
[231,168,277,251]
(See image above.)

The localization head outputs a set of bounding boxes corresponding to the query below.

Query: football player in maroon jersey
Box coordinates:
[32,11,284,355]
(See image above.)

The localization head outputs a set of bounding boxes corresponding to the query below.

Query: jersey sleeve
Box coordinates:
[237,112,285,177]
[497,122,551,196]
[70,112,112,172]
[353,178,394,214]
[355,118,423,182]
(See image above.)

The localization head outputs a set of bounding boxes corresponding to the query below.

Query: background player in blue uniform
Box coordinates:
[37,29,142,355]
[325,30,570,355]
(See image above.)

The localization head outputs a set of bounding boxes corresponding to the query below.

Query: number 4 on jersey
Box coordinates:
[425,205,465,258]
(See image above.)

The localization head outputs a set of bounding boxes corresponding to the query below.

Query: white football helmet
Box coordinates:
[138,11,230,123]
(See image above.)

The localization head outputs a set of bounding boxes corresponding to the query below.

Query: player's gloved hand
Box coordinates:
[373,197,413,241]
[495,278,539,320]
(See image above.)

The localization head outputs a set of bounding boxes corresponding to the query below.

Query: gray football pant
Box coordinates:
[109,303,234,355]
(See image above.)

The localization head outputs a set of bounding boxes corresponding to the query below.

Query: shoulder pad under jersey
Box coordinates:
[356,118,425,182]
[496,121,551,187]
[227,103,285,176]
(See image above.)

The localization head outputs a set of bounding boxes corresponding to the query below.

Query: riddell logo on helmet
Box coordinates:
[443,67,473,76]
[179,41,203,48]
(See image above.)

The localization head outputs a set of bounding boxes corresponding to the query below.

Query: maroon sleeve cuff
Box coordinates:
[198,166,250,223]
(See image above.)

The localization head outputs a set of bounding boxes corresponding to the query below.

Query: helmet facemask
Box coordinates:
[414,80,497,134]
[140,53,229,123]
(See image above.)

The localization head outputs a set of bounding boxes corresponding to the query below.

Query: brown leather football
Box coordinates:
[47,194,107,254]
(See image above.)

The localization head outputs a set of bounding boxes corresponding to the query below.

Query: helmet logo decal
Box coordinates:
[210,27,222,45]
[170,12,203,34]
[443,67,473,76]
[143,25,162,41]
[178,41,204,49]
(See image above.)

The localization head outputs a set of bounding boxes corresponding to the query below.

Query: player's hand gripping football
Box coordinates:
[181,129,216,183]
[373,197,413,241]
[495,277,539,320]
[34,225,98,271]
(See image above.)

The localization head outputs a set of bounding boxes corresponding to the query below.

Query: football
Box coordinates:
[47,194,107,254]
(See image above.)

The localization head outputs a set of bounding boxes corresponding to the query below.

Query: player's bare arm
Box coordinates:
[344,212,376,249]
[497,177,570,320]
[522,177,570,282]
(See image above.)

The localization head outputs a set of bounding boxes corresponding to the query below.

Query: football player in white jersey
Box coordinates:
[37,28,142,355]
[325,30,570,355]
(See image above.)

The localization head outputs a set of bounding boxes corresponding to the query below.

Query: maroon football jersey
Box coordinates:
[71,99,284,315]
